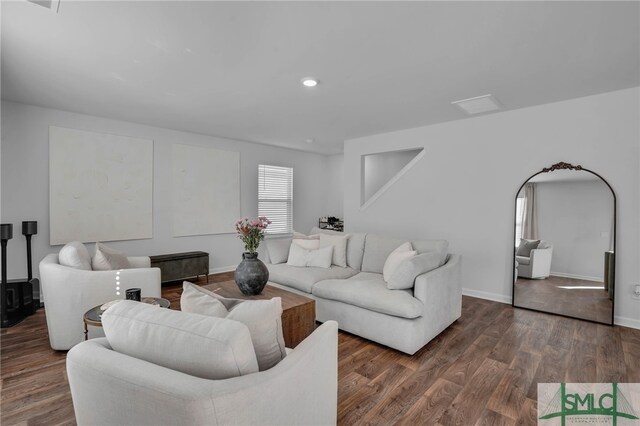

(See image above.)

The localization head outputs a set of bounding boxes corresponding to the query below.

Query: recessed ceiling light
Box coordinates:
[452,94,502,115]
[306,138,315,144]
[301,77,318,88]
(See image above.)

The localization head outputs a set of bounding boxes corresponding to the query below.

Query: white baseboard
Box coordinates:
[462,288,511,305]
[209,265,236,274]
[550,272,603,282]
[614,315,640,329]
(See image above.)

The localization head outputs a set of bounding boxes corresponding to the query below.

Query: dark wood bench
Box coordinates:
[149,251,210,284]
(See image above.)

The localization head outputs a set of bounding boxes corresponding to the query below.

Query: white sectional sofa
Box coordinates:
[262,228,462,355]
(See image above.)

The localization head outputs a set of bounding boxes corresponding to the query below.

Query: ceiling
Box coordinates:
[2,1,638,155]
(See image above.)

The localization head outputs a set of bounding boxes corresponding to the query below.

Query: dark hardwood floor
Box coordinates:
[2,275,639,425]
[514,276,613,323]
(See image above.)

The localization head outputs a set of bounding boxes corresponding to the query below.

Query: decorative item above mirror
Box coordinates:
[512,162,616,325]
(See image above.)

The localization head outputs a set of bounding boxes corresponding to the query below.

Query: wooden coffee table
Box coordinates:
[202,281,316,348]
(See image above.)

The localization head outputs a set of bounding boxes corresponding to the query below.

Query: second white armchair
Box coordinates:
[517,240,553,279]
[40,253,161,350]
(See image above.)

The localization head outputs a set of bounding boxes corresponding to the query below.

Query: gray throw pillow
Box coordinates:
[516,239,540,257]
[266,237,293,264]
[387,252,442,290]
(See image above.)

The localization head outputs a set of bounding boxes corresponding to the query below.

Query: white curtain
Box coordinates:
[521,183,538,240]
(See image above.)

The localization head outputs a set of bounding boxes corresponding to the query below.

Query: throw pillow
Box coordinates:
[387,252,442,290]
[92,242,131,270]
[319,233,349,268]
[293,231,320,240]
[516,239,540,257]
[102,300,259,380]
[266,237,292,264]
[58,241,92,270]
[287,244,333,269]
[180,282,287,371]
[382,242,416,282]
[292,238,321,251]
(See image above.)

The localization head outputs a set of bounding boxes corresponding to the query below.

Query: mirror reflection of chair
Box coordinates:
[516,239,553,279]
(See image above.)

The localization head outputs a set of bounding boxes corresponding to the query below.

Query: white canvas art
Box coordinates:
[49,126,154,245]
[172,144,240,236]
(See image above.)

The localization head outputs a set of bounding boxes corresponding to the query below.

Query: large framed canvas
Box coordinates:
[49,126,154,245]
[172,144,240,236]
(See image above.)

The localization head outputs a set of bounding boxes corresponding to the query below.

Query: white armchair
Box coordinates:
[39,254,161,350]
[516,240,553,279]
[66,321,338,425]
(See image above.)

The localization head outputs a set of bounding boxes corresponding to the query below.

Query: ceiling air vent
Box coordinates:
[452,94,502,115]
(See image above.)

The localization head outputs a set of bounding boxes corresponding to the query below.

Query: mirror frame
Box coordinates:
[511,161,617,325]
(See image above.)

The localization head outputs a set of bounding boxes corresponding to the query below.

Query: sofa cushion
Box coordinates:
[58,241,92,270]
[292,239,320,250]
[362,234,410,274]
[388,252,442,290]
[267,263,359,293]
[265,237,292,264]
[287,244,333,269]
[92,242,131,271]
[382,243,415,282]
[319,233,349,268]
[180,282,287,371]
[362,234,450,273]
[312,272,423,319]
[411,240,450,266]
[515,255,530,265]
[311,227,366,271]
[293,231,320,240]
[102,300,259,380]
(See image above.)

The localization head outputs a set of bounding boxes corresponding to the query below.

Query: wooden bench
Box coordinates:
[149,251,209,284]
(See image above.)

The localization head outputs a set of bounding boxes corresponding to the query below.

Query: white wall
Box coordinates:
[535,179,614,281]
[344,87,640,328]
[1,101,330,279]
[325,154,344,219]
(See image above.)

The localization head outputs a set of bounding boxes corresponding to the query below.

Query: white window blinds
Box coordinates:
[258,164,293,234]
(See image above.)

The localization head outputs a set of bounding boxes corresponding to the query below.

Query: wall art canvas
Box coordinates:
[172,144,240,236]
[49,126,154,245]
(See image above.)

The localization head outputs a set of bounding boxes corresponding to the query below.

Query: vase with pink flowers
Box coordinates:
[234,217,271,295]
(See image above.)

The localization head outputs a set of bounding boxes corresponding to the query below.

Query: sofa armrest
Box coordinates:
[67,321,338,425]
[127,256,151,268]
[413,254,462,322]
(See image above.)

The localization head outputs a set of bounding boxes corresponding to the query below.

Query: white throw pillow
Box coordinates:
[102,300,259,380]
[180,282,287,371]
[287,244,333,269]
[92,242,131,270]
[293,231,320,240]
[319,233,349,268]
[58,241,92,270]
[382,242,416,282]
[388,252,442,289]
[292,238,321,250]
[266,237,292,264]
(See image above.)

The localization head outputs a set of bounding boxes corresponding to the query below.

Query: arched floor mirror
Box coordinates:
[512,162,616,325]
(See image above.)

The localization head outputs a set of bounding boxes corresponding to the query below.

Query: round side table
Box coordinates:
[83,297,171,340]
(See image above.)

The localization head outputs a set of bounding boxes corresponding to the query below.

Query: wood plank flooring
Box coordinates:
[514,276,612,323]
[2,275,639,425]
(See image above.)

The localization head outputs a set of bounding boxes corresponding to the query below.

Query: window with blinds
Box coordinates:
[258,164,293,235]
